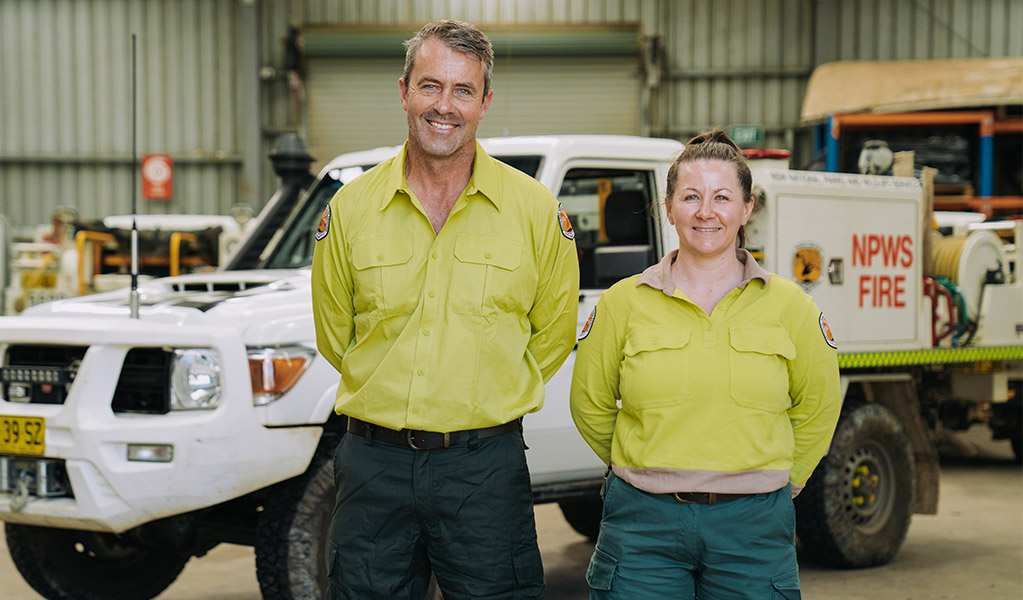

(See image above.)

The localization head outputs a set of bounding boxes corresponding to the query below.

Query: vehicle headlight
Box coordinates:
[169,349,222,410]
[247,345,315,406]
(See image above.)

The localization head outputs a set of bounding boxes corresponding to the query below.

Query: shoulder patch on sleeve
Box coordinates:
[315,205,331,241]
[558,203,575,240]
[819,313,837,349]
[579,306,596,340]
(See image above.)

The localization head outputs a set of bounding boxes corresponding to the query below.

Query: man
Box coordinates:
[311,20,579,600]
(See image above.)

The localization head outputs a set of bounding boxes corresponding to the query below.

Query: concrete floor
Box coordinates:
[1,427,1020,600]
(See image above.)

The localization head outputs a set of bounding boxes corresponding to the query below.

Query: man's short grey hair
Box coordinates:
[403,20,494,98]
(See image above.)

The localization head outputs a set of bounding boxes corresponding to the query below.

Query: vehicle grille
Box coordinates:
[1,345,174,414]
[170,282,266,293]
[112,348,173,414]
[0,345,87,405]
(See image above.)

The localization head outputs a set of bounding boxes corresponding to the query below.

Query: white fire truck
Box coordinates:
[0,135,1020,600]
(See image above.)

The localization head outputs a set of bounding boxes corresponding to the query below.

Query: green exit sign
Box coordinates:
[727,125,763,147]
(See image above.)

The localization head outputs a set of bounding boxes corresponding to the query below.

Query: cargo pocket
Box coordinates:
[511,545,544,596]
[350,235,416,316]
[771,569,801,599]
[619,328,690,410]
[451,234,525,316]
[325,542,341,600]
[728,325,795,412]
[585,547,618,594]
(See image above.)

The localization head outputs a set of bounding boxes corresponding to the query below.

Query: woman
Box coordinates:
[570,130,841,599]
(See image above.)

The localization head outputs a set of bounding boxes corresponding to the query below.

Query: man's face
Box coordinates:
[399,37,493,161]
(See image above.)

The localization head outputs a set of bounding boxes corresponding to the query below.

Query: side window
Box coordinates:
[558,168,657,289]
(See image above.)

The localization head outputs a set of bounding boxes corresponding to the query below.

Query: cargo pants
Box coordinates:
[586,470,801,599]
[326,429,545,600]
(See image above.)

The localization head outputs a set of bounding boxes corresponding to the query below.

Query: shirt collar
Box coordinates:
[636,248,770,296]
[379,140,501,212]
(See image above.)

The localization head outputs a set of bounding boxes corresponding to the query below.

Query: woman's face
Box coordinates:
[667,159,753,261]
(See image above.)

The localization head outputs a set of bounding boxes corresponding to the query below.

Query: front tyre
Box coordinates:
[5,523,189,600]
[558,497,603,541]
[254,436,446,600]
[255,437,337,600]
[795,401,914,568]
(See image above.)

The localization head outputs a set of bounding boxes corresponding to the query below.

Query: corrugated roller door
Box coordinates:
[306,56,639,168]
[478,57,639,138]
[306,59,408,171]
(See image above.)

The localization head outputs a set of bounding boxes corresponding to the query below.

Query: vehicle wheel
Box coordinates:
[4,522,189,600]
[795,401,914,568]
[255,435,446,600]
[255,437,338,600]
[558,497,603,541]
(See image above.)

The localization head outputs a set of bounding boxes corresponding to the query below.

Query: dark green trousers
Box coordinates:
[586,470,800,599]
[327,429,544,600]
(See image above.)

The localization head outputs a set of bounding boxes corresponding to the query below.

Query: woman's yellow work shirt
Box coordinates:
[570,249,841,495]
[312,141,579,432]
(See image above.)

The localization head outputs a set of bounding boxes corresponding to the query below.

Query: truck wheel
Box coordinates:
[794,401,914,568]
[4,523,188,600]
[254,437,445,600]
[558,497,603,541]
[255,439,337,600]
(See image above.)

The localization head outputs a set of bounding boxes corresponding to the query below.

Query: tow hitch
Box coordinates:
[0,455,72,510]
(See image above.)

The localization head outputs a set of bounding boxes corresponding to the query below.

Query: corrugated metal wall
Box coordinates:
[257,0,817,157]
[0,0,254,231]
[655,0,814,150]
[816,0,1023,61]
[3,0,1020,230]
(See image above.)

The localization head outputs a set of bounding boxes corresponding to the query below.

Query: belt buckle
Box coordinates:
[406,430,425,450]
[405,430,451,450]
[673,492,717,505]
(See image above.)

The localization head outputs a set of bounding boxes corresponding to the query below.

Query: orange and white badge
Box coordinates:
[579,306,596,340]
[820,313,837,349]
[315,205,331,241]
[558,203,575,240]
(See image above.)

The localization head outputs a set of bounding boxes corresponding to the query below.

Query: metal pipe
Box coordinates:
[169,232,198,277]
[0,155,242,166]
[74,231,115,296]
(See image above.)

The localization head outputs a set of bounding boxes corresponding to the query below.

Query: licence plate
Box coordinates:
[0,415,45,456]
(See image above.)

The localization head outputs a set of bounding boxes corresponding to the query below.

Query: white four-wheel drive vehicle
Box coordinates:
[1,134,1020,600]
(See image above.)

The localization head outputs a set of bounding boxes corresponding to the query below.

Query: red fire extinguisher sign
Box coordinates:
[141,154,173,200]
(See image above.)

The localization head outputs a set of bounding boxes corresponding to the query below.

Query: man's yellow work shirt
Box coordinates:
[311,141,579,432]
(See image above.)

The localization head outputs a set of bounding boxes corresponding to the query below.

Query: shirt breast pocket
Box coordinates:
[451,234,526,316]
[619,328,690,410]
[350,235,416,316]
[728,326,796,413]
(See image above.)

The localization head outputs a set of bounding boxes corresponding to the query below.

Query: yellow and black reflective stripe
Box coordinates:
[838,345,1023,369]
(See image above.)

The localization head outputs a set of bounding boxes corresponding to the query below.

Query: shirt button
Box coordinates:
[432,251,438,259]
[423,330,431,336]
[484,251,492,259]
[428,291,435,298]
[377,254,384,261]
[412,407,419,414]
[417,369,425,376]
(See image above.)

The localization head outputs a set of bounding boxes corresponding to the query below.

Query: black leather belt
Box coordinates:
[347,417,520,450]
[672,491,757,505]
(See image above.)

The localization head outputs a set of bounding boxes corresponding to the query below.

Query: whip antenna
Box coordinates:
[129,33,140,319]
